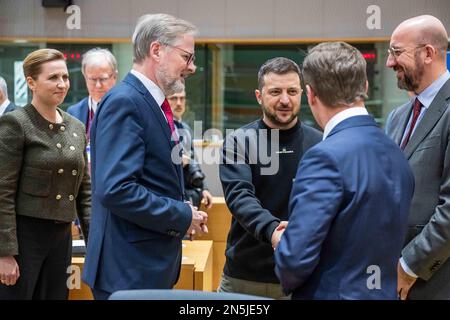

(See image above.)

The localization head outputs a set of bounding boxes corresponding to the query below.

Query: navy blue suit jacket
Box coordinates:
[82,73,192,293]
[275,115,414,299]
[3,101,17,114]
[67,97,89,126]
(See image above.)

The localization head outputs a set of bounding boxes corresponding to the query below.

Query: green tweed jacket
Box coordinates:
[0,104,91,256]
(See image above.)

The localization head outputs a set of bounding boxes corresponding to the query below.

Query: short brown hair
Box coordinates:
[302,42,368,107]
[258,57,301,91]
[23,49,66,79]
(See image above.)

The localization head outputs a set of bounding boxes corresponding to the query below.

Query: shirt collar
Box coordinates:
[415,70,450,110]
[0,98,11,115]
[323,107,369,140]
[89,97,98,113]
[130,69,165,107]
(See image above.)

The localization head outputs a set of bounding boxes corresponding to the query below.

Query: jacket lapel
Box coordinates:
[392,103,411,146]
[404,79,450,159]
[124,73,174,146]
[81,97,90,126]
[123,73,184,191]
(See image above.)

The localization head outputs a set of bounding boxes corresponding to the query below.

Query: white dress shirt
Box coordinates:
[130,69,167,121]
[0,98,11,116]
[323,107,369,140]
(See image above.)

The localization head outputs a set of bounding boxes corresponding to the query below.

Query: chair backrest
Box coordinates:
[108,289,273,300]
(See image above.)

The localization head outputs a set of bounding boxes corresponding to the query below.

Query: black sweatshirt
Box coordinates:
[220,118,322,283]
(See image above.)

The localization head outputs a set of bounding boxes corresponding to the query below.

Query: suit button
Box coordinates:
[69,146,75,151]
[56,194,62,200]
[72,170,77,176]
[49,124,54,130]
[58,169,64,174]
[68,195,74,201]
[73,133,78,137]
[60,126,66,131]
[167,230,180,237]
[56,143,62,149]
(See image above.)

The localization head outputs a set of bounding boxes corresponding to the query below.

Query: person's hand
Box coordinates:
[397,261,417,300]
[271,221,288,250]
[182,154,190,167]
[201,190,213,209]
[186,204,208,240]
[0,256,20,286]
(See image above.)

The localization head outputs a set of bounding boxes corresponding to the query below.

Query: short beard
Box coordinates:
[156,67,184,96]
[262,104,299,128]
[397,52,424,92]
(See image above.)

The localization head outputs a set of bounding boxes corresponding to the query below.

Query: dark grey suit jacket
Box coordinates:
[0,104,91,257]
[386,78,450,299]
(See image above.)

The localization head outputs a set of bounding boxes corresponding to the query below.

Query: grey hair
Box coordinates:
[257,57,302,91]
[132,13,198,64]
[0,76,8,99]
[302,42,368,108]
[81,48,118,76]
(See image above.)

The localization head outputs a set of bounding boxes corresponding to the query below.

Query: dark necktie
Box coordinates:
[401,98,422,150]
[161,99,178,143]
[86,107,95,140]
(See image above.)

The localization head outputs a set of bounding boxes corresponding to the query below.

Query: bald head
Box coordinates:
[393,15,448,59]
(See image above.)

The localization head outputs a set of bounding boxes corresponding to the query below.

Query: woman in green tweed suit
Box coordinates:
[0,49,91,299]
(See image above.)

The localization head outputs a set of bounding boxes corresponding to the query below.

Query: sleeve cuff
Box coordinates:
[400,256,418,278]
[264,220,280,244]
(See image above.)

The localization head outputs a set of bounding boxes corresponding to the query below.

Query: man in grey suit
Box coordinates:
[385,15,450,300]
[0,76,17,116]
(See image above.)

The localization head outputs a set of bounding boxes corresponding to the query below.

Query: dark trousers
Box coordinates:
[0,215,72,300]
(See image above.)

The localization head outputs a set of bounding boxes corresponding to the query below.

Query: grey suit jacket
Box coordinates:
[386,78,450,299]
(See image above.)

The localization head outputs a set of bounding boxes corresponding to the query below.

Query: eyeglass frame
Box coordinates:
[387,44,427,59]
[86,73,116,85]
[167,95,186,103]
[164,43,195,66]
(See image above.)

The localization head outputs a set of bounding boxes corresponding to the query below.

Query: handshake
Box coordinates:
[186,203,208,240]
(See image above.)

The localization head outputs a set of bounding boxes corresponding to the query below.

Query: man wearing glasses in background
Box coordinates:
[68,48,118,138]
[67,48,118,241]
[385,15,450,300]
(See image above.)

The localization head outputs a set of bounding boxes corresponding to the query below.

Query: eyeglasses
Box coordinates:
[387,44,427,59]
[167,96,186,103]
[165,44,195,66]
[87,73,115,85]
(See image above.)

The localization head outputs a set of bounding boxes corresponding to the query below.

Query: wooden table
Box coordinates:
[69,240,213,300]
[174,240,213,291]
[197,197,232,290]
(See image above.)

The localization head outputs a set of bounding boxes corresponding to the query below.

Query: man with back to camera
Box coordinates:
[275,42,415,299]
[82,13,208,300]
[218,57,322,299]
[385,15,450,300]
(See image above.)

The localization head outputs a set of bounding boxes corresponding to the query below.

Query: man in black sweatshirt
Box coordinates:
[218,57,322,299]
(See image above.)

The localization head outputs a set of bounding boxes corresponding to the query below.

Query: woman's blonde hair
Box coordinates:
[23,48,65,79]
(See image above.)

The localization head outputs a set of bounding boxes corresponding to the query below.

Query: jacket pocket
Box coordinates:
[125,222,161,243]
[416,135,440,152]
[21,166,52,197]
